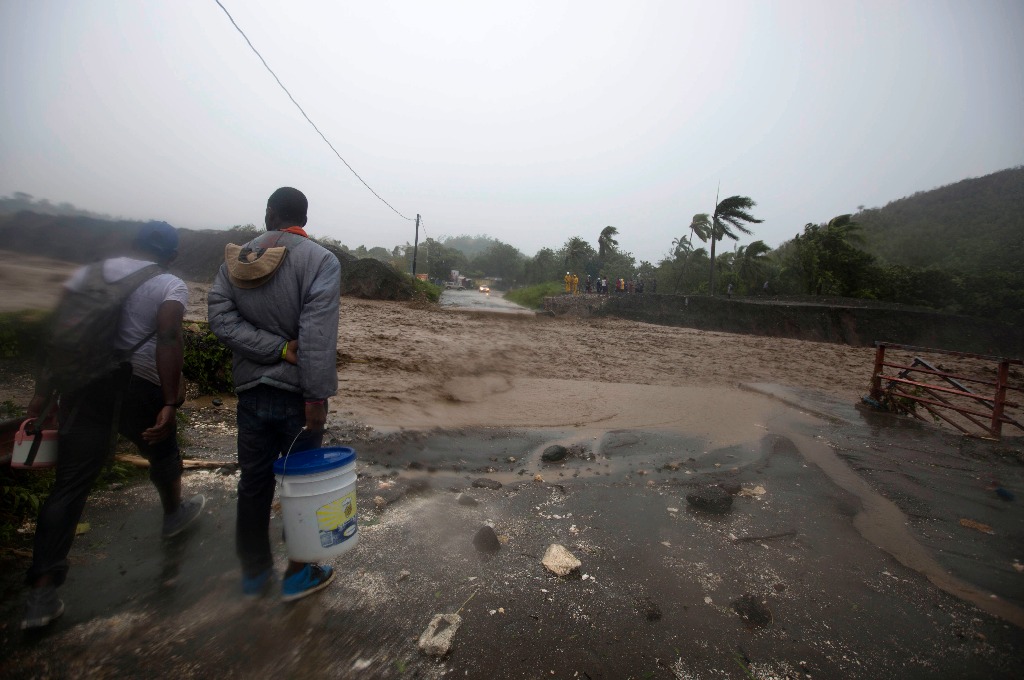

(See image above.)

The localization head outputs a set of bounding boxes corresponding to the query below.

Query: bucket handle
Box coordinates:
[19,419,45,467]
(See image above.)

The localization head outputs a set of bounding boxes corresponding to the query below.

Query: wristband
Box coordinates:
[281,343,289,359]
[305,399,325,405]
[164,403,178,408]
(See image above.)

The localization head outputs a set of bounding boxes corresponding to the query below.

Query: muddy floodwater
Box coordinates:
[2,383,1021,679]
[1,279,1022,679]
[438,288,535,314]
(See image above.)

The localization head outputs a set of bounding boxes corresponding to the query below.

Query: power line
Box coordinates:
[213,0,413,221]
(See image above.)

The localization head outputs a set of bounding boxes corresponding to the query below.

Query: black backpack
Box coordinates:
[21,261,164,466]
[38,261,163,396]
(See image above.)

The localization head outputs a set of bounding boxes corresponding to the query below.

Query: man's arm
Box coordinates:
[142,299,185,444]
[208,267,289,363]
[298,254,341,431]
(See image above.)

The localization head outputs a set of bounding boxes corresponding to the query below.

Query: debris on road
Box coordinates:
[685,486,733,514]
[542,543,581,577]
[418,613,462,657]
[473,525,501,554]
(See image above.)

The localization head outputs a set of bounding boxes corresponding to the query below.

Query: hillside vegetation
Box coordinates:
[855,166,1023,273]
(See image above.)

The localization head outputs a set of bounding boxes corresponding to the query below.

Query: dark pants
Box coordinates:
[28,372,182,586]
[236,384,323,578]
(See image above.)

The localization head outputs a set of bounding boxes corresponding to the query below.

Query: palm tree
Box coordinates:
[598,226,619,258]
[709,196,763,295]
[736,240,772,292]
[673,213,712,292]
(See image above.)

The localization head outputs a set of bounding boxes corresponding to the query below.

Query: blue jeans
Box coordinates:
[236,384,324,578]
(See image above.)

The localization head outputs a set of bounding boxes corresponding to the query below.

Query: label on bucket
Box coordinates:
[316,491,358,549]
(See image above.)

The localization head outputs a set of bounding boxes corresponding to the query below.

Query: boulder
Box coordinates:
[472,478,503,490]
[472,525,501,554]
[541,445,569,463]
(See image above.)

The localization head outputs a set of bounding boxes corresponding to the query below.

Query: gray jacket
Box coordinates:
[208,231,341,400]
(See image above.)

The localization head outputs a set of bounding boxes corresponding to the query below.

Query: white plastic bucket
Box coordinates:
[274,447,359,562]
[12,419,58,469]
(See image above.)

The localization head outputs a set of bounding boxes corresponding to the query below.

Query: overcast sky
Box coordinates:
[2,0,1022,264]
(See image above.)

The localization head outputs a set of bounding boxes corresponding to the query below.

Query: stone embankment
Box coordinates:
[543,292,1022,356]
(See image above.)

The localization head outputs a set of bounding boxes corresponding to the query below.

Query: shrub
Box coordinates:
[505,281,564,309]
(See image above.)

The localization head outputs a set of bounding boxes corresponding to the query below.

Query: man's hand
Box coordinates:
[142,405,176,444]
[26,393,57,430]
[27,394,47,419]
[304,401,327,432]
[284,339,299,365]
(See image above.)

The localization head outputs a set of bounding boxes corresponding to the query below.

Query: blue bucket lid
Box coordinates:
[274,447,356,476]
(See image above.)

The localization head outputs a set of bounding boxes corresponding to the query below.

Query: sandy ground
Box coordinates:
[2,254,1023,679]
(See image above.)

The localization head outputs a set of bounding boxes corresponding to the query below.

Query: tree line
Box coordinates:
[3,166,1021,326]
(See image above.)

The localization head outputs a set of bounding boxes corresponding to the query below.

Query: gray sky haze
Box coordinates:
[2,0,1022,263]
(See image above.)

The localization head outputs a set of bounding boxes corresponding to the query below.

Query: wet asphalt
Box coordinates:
[2,383,1022,679]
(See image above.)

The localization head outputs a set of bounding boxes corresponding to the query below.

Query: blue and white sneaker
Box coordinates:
[281,564,335,602]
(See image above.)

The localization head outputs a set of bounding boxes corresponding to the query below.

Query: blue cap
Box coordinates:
[134,221,178,259]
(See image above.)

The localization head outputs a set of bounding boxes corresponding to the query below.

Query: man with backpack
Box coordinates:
[21,221,205,630]
[208,187,340,602]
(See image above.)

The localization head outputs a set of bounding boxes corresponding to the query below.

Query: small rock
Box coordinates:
[542,543,581,577]
[533,473,544,483]
[212,398,223,407]
[418,613,462,657]
[718,481,742,495]
[472,478,502,490]
[373,495,387,509]
[731,594,772,628]
[397,570,411,582]
[457,493,479,507]
[541,445,569,463]
[685,486,733,514]
[738,485,766,498]
[473,525,501,553]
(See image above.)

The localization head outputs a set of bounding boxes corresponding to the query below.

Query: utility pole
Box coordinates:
[709,182,720,296]
[412,214,421,276]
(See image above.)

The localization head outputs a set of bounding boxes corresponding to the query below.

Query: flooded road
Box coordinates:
[2,384,1022,679]
[438,288,534,315]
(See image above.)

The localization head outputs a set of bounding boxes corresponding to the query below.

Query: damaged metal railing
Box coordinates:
[869,342,1023,439]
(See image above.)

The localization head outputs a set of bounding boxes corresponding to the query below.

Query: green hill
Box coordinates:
[855,166,1024,274]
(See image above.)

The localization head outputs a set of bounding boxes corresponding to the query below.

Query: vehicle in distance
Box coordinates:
[479,286,490,293]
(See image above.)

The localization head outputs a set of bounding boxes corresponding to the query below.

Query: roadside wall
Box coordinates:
[543,293,1023,357]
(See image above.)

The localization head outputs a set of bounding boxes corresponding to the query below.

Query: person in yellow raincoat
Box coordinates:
[564,272,572,294]
[571,273,579,295]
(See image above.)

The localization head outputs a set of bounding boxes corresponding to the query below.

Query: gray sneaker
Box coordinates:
[162,494,206,538]
[22,586,64,630]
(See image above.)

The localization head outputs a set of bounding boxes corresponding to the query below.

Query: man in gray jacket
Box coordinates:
[209,187,341,601]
